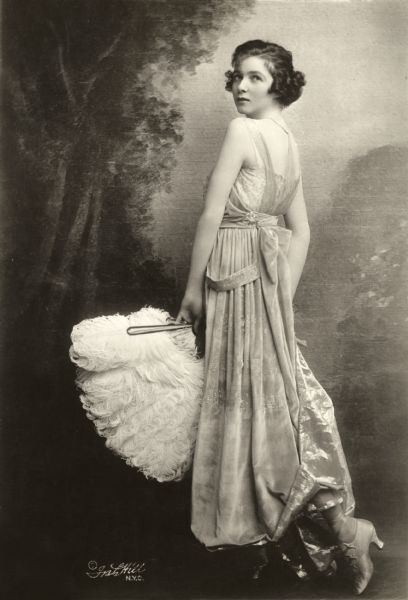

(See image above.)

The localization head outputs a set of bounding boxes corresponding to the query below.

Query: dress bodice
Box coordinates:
[203,116,302,218]
[229,163,266,211]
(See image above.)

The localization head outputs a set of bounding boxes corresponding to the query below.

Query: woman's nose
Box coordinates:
[238,79,247,91]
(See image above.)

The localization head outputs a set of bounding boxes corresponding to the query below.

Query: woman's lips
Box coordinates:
[238,98,249,102]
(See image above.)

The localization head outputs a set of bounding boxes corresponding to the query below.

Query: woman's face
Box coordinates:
[231,55,277,117]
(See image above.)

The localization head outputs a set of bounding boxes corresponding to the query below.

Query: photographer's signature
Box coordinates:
[86,560,146,582]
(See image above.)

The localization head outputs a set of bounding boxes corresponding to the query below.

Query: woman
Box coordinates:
[176,40,383,595]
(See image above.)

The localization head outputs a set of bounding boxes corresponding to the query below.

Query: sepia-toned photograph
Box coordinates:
[1,1,407,599]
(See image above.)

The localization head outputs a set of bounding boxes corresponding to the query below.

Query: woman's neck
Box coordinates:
[247,106,284,122]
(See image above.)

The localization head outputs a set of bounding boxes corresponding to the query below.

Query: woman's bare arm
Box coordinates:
[176,118,249,327]
[283,174,311,300]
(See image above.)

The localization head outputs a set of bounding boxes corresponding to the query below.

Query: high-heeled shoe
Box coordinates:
[251,559,268,580]
[250,545,270,580]
[337,518,384,595]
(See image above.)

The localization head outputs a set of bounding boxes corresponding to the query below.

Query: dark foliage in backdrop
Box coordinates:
[1,1,255,597]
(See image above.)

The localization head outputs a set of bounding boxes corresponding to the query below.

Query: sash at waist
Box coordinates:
[219,210,279,229]
[206,210,292,292]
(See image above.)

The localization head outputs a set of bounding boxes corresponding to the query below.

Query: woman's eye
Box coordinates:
[232,74,261,82]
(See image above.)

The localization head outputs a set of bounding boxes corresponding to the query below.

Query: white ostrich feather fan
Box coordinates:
[69,306,204,482]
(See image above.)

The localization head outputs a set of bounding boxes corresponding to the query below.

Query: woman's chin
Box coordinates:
[235,104,251,115]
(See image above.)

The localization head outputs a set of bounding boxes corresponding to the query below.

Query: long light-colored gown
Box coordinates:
[190,115,355,576]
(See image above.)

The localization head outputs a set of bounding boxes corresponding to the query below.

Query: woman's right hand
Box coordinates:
[176,289,204,336]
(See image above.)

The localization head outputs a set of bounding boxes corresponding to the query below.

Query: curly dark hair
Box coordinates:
[224,40,306,107]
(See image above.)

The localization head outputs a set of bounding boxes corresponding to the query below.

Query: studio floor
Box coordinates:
[72,526,407,600]
[4,515,406,600]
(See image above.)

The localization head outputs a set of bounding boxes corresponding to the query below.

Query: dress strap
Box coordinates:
[241,118,263,169]
[265,116,290,134]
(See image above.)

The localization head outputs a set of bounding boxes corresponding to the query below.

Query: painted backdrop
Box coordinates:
[2,1,407,598]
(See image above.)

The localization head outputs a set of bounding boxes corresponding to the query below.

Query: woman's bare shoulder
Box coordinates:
[225,116,249,133]
[220,117,254,164]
